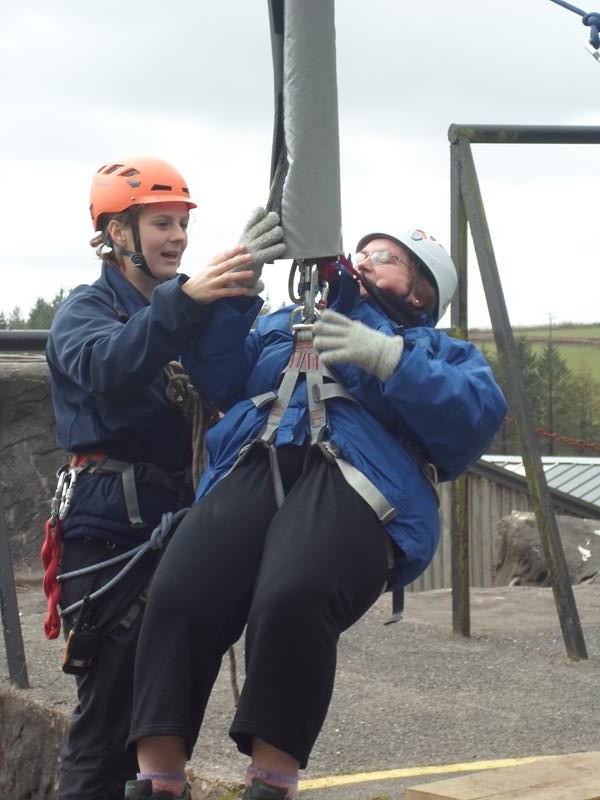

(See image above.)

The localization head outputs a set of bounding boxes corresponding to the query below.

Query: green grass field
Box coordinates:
[470,324,600,382]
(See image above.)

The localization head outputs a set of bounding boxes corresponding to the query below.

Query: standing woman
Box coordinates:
[44,156,283,800]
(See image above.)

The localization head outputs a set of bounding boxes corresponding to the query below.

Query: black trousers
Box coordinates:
[57,538,157,800]
[128,446,390,768]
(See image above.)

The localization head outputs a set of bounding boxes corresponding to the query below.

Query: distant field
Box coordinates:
[470,325,600,382]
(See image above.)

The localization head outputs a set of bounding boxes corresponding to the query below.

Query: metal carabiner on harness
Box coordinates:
[58,465,80,521]
[50,465,69,523]
[287,255,347,326]
[50,463,78,523]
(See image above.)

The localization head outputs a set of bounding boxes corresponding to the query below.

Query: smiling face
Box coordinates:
[134,201,190,278]
[108,201,190,293]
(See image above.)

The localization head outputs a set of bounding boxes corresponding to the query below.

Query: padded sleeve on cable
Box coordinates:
[267,0,343,259]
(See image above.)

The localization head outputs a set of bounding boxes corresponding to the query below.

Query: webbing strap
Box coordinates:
[317,442,396,524]
[116,461,143,528]
[229,439,287,507]
[260,364,304,443]
[247,323,385,514]
[258,327,355,447]
[87,458,144,528]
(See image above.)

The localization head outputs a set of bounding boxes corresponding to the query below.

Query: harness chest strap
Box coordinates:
[244,324,397,524]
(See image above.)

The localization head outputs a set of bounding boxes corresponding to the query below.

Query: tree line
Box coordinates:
[2,295,599,456]
[0,292,68,330]
[484,337,600,457]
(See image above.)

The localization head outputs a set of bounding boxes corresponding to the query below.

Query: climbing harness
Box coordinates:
[237,256,399,527]
[261,255,438,624]
[547,0,600,61]
[41,361,205,645]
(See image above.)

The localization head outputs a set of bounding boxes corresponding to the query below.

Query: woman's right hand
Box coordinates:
[180,246,256,304]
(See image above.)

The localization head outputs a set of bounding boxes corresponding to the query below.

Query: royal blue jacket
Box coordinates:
[184,292,507,589]
[46,262,225,545]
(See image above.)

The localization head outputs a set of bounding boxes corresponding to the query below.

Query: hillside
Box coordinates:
[469,324,600,381]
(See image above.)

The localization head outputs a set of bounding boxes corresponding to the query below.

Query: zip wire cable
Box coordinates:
[547,0,600,58]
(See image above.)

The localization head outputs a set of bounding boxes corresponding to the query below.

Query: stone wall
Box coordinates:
[0,358,64,580]
[0,690,67,800]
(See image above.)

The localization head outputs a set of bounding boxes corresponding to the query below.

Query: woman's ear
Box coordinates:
[107,219,128,247]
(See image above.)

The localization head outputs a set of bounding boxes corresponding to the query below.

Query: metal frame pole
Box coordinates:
[0,489,29,687]
[449,127,588,660]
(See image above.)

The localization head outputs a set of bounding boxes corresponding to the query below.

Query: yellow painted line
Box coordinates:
[299,754,557,790]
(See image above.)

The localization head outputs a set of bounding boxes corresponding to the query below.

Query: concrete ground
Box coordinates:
[2,581,600,799]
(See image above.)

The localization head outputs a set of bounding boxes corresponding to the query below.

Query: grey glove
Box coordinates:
[313,309,404,382]
[229,207,286,293]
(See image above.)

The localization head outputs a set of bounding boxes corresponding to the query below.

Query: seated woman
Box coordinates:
[124,227,507,800]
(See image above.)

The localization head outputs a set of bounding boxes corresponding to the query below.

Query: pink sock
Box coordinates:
[137,771,187,797]
[245,765,299,799]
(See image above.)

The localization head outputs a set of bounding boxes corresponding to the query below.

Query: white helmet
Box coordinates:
[355,228,458,323]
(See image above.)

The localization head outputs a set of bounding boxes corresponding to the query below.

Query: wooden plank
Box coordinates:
[405,752,600,800]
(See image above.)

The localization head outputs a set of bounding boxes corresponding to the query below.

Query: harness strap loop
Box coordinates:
[229,439,287,508]
[317,442,397,524]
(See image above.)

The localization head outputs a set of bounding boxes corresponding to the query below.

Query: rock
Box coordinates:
[0,689,66,799]
[0,360,64,581]
[493,510,600,586]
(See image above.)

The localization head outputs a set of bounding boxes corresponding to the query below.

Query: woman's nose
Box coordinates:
[169,225,186,241]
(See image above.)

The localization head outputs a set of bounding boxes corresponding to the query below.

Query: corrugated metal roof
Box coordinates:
[480,455,600,508]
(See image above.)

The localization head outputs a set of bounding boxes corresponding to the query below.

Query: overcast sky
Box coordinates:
[2,0,599,328]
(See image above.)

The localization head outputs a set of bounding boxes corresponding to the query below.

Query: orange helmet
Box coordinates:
[89,156,197,231]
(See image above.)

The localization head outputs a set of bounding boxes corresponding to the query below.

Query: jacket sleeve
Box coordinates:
[47,277,210,399]
[380,327,507,480]
[182,298,264,411]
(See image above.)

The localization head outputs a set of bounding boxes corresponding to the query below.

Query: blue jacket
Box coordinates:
[46,262,226,545]
[184,293,507,590]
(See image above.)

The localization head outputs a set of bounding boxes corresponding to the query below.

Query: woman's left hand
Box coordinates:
[313,309,404,382]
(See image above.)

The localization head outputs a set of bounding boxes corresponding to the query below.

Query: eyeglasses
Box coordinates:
[353,250,412,269]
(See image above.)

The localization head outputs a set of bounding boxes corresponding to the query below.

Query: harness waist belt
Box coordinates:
[68,453,190,528]
[69,454,188,491]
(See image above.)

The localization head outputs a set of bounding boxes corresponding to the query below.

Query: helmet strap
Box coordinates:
[128,218,153,277]
[359,275,423,327]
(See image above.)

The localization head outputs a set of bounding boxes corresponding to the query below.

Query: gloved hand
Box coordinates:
[313,309,404,382]
[229,207,286,293]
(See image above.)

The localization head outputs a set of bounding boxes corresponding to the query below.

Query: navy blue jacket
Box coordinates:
[46,262,220,545]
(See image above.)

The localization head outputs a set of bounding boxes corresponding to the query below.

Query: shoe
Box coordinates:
[125,778,191,800]
[242,778,289,800]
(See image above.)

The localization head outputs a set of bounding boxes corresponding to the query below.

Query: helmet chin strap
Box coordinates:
[127,219,153,278]
[105,221,153,278]
[338,255,431,327]
[358,274,424,328]
[119,247,152,277]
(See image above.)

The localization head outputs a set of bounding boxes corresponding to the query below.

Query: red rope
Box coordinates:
[41,516,62,639]
[504,414,600,453]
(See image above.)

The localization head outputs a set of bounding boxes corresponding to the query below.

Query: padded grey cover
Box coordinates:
[268,0,343,258]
